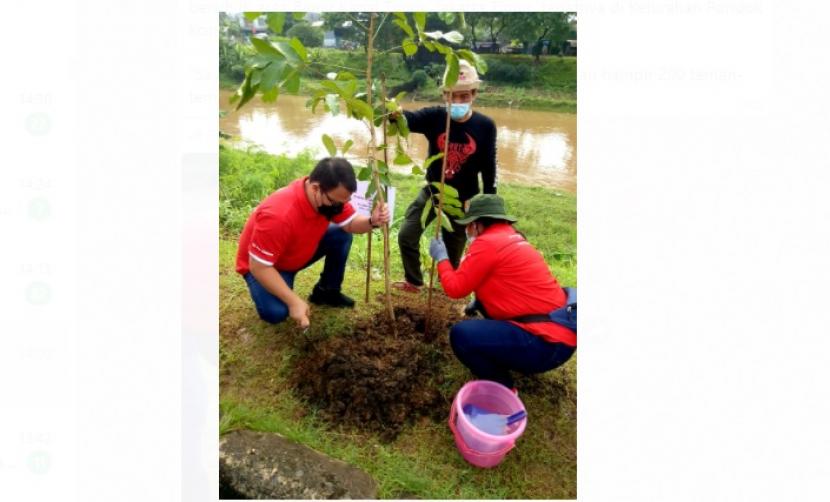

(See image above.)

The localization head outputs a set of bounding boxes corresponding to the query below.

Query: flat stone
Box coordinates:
[219,430,377,499]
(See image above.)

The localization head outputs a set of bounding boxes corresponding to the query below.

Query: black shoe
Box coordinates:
[309,285,355,308]
[464,299,481,317]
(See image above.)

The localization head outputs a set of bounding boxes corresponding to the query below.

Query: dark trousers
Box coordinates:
[397,186,467,286]
[450,319,576,388]
[243,224,352,324]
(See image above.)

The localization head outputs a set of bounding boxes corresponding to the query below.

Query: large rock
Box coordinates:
[219,430,378,499]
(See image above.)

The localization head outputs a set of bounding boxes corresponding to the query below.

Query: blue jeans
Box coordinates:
[450,319,576,388]
[243,224,353,324]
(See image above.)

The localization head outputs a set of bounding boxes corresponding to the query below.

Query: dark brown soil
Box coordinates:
[293,298,464,442]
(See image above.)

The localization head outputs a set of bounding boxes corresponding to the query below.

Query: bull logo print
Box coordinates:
[437,132,476,179]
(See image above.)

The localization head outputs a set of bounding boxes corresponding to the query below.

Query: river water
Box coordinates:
[219,91,576,192]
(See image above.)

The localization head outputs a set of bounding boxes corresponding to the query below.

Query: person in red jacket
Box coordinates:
[428,194,576,389]
[236,157,389,329]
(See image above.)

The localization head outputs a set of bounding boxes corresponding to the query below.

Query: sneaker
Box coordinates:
[309,285,355,308]
[391,280,422,293]
[464,299,480,317]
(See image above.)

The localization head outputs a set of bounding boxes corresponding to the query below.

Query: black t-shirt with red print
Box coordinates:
[402,106,498,202]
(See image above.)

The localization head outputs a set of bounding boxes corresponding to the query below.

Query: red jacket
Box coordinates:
[437,223,576,347]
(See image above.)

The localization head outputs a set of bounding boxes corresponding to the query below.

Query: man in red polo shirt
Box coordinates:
[236,157,389,329]
[428,194,576,389]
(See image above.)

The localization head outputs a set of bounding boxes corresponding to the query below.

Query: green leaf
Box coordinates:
[435,209,452,232]
[431,182,459,198]
[395,91,407,102]
[387,122,398,137]
[402,38,418,57]
[343,79,358,98]
[474,55,487,74]
[456,49,485,73]
[274,40,302,66]
[261,86,279,103]
[443,205,464,218]
[443,53,459,89]
[259,60,285,91]
[433,41,452,55]
[393,150,412,165]
[289,37,308,62]
[423,152,444,170]
[249,54,277,69]
[308,96,323,113]
[282,70,300,93]
[442,30,464,44]
[244,12,261,22]
[322,134,337,157]
[292,12,306,21]
[380,172,391,187]
[413,12,426,34]
[250,36,282,57]
[342,139,354,154]
[420,197,432,228]
[348,98,373,121]
[336,71,357,81]
[397,114,410,137]
[423,40,436,52]
[324,94,340,115]
[235,73,259,111]
[394,12,407,21]
[321,80,342,95]
[266,13,285,34]
[357,167,372,181]
[393,18,414,38]
[442,194,462,207]
[424,30,443,40]
[411,165,424,175]
[250,68,262,86]
[376,161,389,174]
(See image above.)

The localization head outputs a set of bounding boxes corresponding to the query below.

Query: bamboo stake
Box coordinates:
[365,13,396,325]
[364,231,372,303]
[425,96,453,336]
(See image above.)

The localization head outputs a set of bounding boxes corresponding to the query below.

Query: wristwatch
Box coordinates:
[369,215,380,228]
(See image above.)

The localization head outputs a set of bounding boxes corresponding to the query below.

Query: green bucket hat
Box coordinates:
[456,194,518,225]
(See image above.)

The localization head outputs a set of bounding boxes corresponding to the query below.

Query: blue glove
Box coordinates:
[429,238,449,263]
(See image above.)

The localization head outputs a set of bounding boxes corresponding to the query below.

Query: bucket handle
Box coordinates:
[448,401,515,457]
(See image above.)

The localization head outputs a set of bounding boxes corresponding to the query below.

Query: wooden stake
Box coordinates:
[425,96,453,336]
[365,13,396,326]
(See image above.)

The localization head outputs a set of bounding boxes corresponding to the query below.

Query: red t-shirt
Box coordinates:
[235,177,357,275]
[437,223,576,347]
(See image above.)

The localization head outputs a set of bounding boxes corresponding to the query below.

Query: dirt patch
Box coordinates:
[293,298,464,442]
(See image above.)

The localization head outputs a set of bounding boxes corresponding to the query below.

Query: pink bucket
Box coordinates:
[448,380,527,468]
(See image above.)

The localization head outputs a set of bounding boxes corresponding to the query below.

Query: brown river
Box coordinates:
[219,91,576,192]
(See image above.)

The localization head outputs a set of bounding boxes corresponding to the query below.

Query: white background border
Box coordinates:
[2,0,830,500]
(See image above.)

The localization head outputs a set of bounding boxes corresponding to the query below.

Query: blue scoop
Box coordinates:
[462,404,527,435]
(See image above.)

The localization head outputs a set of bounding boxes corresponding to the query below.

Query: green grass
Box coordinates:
[219,146,577,498]
[220,49,576,113]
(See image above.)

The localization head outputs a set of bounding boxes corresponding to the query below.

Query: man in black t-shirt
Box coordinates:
[392,59,498,292]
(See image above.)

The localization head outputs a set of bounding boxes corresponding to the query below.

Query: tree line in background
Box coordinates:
[221,12,575,61]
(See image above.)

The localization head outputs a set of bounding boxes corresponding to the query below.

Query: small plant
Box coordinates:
[229,12,488,327]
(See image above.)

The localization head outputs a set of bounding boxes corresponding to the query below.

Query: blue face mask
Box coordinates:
[450,103,471,120]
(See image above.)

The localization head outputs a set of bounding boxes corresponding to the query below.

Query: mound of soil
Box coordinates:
[293,300,464,441]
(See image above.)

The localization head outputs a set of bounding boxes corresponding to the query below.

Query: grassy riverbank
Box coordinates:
[220,49,576,113]
[219,146,577,498]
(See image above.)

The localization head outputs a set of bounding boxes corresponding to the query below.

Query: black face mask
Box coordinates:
[317,200,345,220]
[315,187,346,220]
